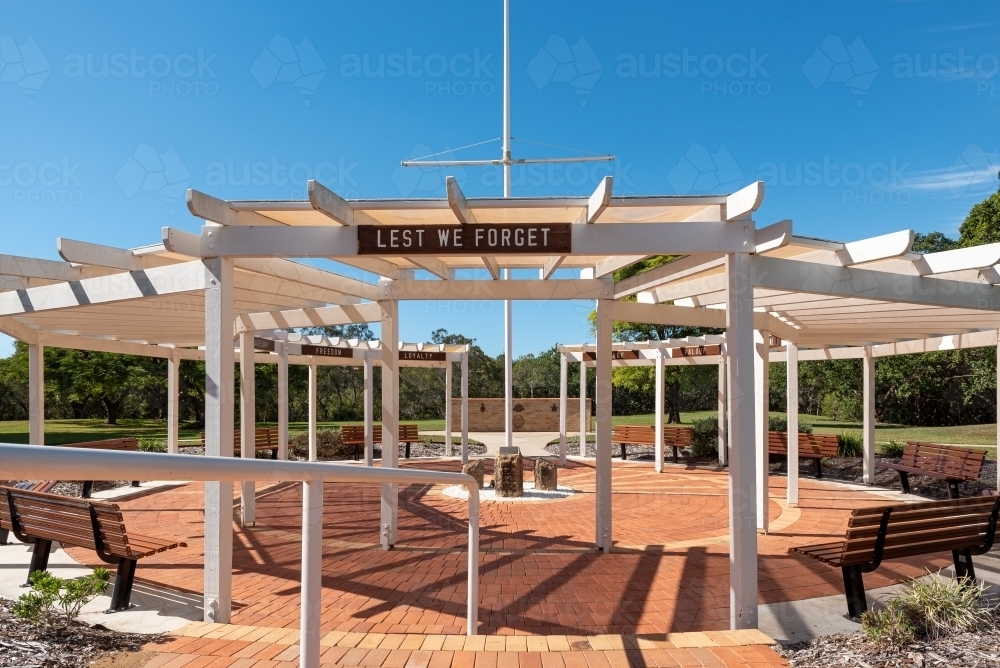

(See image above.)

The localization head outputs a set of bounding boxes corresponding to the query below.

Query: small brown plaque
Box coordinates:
[769,335,783,348]
[301,345,354,358]
[253,337,275,352]
[357,223,571,255]
[674,344,722,357]
[399,350,447,362]
[583,350,640,361]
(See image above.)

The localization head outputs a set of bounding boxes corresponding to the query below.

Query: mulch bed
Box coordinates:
[0,598,154,668]
[775,612,1000,668]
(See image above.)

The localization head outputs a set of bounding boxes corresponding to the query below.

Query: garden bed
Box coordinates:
[0,598,154,668]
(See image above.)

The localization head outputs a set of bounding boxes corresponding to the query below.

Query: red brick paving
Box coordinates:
[67,459,946,637]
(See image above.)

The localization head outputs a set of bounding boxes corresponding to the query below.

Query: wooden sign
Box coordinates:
[301,345,355,359]
[769,335,782,348]
[674,344,722,357]
[583,350,640,361]
[400,350,447,362]
[357,223,571,255]
[253,337,275,352]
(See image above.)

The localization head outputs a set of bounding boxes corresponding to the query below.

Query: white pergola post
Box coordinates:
[654,351,664,473]
[718,355,728,467]
[28,341,44,445]
[277,342,288,460]
[786,341,799,507]
[300,475,323,668]
[364,352,374,466]
[753,329,770,533]
[380,299,399,549]
[239,331,256,527]
[579,357,588,457]
[863,346,875,484]
[167,350,180,455]
[445,360,453,457]
[558,352,568,466]
[726,252,758,630]
[997,330,1000,492]
[202,256,234,624]
[461,352,469,464]
[308,363,318,462]
[503,270,513,449]
[595,299,613,553]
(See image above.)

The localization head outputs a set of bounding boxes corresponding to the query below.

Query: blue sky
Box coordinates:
[1,1,998,358]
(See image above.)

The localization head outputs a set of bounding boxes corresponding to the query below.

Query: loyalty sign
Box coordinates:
[399,351,447,361]
[357,223,572,255]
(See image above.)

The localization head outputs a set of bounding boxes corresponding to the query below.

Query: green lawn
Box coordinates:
[1,415,996,459]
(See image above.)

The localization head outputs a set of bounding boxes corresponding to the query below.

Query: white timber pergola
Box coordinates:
[4,176,1000,631]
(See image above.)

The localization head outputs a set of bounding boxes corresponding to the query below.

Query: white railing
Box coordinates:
[0,444,480,668]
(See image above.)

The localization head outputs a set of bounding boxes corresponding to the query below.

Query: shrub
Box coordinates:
[861,604,917,647]
[838,431,863,457]
[861,572,991,646]
[880,440,906,458]
[137,436,166,453]
[13,568,111,628]
[690,418,718,458]
[289,428,353,460]
[767,417,813,434]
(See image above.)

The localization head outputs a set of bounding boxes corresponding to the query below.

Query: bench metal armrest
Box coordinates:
[861,508,893,573]
[4,489,32,544]
[973,496,1000,556]
[88,503,120,565]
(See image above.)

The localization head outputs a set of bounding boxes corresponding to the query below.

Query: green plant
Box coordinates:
[861,604,917,647]
[767,417,813,434]
[895,571,990,640]
[137,436,166,453]
[838,431,863,457]
[13,568,111,628]
[290,429,352,460]
[690,418,718,458]
[880,440,906,458]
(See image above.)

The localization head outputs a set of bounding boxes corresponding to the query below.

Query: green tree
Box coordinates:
[958,183,1000,247]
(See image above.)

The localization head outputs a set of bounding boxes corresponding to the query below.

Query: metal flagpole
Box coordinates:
[400,0,615,453]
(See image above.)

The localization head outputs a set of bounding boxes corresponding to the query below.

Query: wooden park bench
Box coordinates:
[56,439,141,498]
[341,424,422,460]
[790,495,1000,618]
[0,486,187,612]
[611,425,694,463]
[199,427,280,460]
[877,442,986,499]
[0,481,56,545]
[768,432,840,479]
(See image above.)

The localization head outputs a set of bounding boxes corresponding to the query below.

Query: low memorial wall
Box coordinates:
[450,397,591,432]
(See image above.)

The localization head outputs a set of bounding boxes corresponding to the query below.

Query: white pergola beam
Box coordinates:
[541,255,565,280]
[57,238,173,271]
[308,179,353,225]
[595,255,646,278]
[235,302,381,332]
[0,261,207,316]
[0,253,106,281]
[446,176,476,225]
[836,230,914,266]
[754,220,792,253]
[235,257,378,301]
[379,278,613,301]
[919,243,1000,275]
[615,255,724,299]
[188,189,281,227]
[580,176,612,223]
[481,256,500,280]
[725,181,764,221]
[407,256,452,280]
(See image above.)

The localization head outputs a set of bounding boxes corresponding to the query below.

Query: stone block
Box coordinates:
[494,451,523,497]
[461,459,484,489]
[533,458,557,491]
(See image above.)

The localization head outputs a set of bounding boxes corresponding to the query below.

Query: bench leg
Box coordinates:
[814,458,823,479]
[26,539,52,585]
[0,527,8,545]
[947,480,960,499]
[132,481,140,488]
[271,448,278,460]
[842,565,868,619]
[898,471,911,495]
[953,548,977,581]
[82,481,94,499]
[405,443,410,459]
[107,558,137,612]
[620,443,627,460]
[672,446,679,464]
[354,445,360,462]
